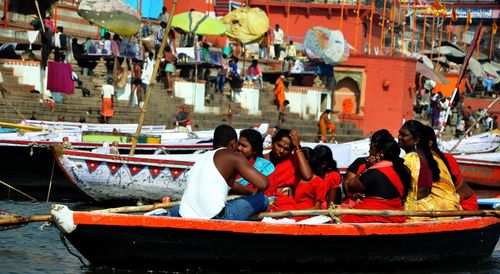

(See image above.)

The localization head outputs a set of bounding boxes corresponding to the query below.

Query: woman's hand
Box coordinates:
[289,130,300,148]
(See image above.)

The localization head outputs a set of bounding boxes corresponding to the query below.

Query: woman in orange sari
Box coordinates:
[343,129,411,223]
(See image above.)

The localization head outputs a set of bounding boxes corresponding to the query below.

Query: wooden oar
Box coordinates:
[0,196,244,226]
[251,208,500,220]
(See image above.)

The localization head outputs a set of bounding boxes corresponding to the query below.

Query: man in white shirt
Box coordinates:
[168,124,269,220]
[272,24,284,60]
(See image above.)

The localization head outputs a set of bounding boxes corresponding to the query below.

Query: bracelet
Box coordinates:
[295,148,303,153]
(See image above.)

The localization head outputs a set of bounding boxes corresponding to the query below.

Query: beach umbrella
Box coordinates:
[77,0,140,36]
[171,11,226,36]
[416,61,449,85]
[7,0,57,15]
[303,26,350,65]
[220,7,269,44]
[468,58,486,78]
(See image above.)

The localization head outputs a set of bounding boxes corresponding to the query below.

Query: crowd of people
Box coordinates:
[163,119,477,223]
[414,77,498,137]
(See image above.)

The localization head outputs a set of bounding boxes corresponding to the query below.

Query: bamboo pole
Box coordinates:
[390,6,395,56]
[475,23,482,60]
[3,0,8,29]
[429,12,436,60]
[448,4,454,42]
[0,179,37,202]
[411,3,416,54]
[379,0,387,52]
[401,1,407,54]
[130,0,178,155]
[437,24,483,139]
[0,215,51,225]
[437,13,445,64]
[354,0,361,50]
[421,13,427,57]
[490,20,496,59]
[368,0,375,54]
[251,209,500,221]
[463,10,470,51]
[339,0,345,30]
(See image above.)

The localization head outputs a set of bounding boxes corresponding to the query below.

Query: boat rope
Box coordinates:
[59,232,89,267]
[328,203,342,224]
[46,158,56,202]
[0,179,37,202]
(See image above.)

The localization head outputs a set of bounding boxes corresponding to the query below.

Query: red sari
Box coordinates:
[341,162,406,223]
[444,153,478,210]
[265,155,300,197]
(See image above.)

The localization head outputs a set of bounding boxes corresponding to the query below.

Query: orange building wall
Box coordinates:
[343,55,416,136]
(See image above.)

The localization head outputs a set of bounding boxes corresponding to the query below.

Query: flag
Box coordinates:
[451,5,457,22]
[467,9,472,25]
[493,20,498,35]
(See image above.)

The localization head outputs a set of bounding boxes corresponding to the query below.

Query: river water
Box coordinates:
[1,192,500,274]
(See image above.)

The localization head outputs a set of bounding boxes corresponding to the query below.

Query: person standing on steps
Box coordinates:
[272,24,284,60]
[129,59,142,108]
[101,77,115,123]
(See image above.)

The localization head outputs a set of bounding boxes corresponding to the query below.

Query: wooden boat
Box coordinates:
[54,148,198,202]
[478,198,500,209]
[455,152,500,189]
[439,131,500,155]
[51,204,500,271]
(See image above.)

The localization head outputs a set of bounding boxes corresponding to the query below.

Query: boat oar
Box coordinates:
[92,195,243,214]
[0,196,244,226]
[0,214,52,226]
[250,208,500,220]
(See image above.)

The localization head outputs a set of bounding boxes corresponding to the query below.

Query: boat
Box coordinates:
[455,152,500,189]
[53,148,198,202]
[438,131,500,155]
[51,204,500,271]
[478,198,500,209]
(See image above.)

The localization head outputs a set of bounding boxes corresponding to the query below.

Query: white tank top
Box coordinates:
[179,148,230,219]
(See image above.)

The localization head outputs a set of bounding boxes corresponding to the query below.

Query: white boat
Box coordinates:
[439,131,500,154]
[54,147,200,202]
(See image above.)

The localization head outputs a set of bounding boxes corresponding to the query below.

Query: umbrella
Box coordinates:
[416,61,450,85]
[77,0,140,36]
[468,58,486,78]
[171,11,226,36]
[303,26,350,65]
[7,0,57,15]
[220,7,269,44]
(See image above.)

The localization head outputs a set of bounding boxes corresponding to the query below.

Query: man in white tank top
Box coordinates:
[169,124,270,220]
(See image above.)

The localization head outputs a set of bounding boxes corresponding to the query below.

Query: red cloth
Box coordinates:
[444,153,462,187]
[341,162,405,223]
[341,197,406,223]
[294,176,328,209]
[265,155,300,196]
[460,193,479,210]
[47,61,74,94]
[324,171,341,189]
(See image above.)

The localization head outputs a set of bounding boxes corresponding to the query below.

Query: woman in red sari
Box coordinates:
[263,129,312,197]
[312,145,342,207]
[342,129,411,223]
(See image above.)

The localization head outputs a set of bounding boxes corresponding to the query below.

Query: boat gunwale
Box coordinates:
[71,212,500,237]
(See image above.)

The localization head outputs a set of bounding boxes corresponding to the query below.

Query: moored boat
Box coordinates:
[455,152,500,189]
[53,148,198,202]
[438,131,500,155]
[51,205,500,271]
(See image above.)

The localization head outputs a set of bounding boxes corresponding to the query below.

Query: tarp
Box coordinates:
[78,0,140,36]
[172,11,226,36]
[220,7,269,44]
[416,62,450,85]
[303,26,350,65]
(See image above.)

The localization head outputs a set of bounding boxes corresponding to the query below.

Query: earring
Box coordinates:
[414,144,417,150]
